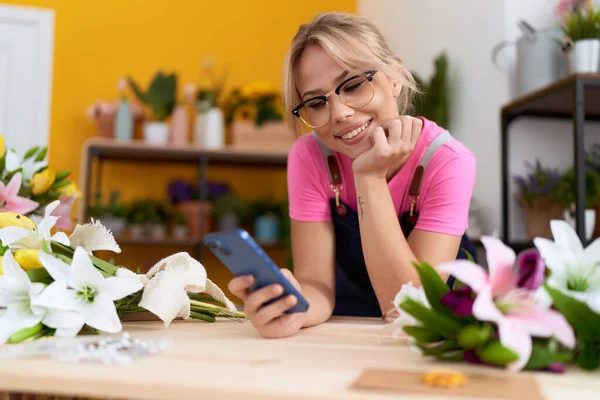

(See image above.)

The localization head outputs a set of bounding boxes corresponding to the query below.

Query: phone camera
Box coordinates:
[207,241,218,250]
[219,247,230,256]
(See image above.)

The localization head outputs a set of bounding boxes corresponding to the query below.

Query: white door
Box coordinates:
[0,4,54,157]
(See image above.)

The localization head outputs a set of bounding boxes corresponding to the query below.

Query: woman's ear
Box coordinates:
[392,79,402,97]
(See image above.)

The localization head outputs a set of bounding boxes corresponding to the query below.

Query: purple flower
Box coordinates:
[464,349,484,365]
[516,248,546,290]
[167,180,194,203]
[441,286,475,317]
[547,362,566,373]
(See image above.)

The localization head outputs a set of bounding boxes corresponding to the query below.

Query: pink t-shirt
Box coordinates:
[286,117,476,236]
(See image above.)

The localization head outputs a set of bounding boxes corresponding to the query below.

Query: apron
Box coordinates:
[311,131,478,318]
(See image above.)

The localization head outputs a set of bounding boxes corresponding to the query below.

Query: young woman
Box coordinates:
[228,12,477,338]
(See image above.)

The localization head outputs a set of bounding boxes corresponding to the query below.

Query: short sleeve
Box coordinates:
[287,136,332,222]
[414,150,477,236]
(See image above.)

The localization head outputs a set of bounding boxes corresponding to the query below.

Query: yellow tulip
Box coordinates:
[0,212,36,230]
[60,182,82,199]
[30,169,56,195]
[0,135,4,158]
[14,249,43,270]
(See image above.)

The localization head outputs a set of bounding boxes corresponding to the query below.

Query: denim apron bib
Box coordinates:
[311,131,477,318]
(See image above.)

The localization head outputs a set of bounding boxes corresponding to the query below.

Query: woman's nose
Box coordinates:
[329,96,354,123]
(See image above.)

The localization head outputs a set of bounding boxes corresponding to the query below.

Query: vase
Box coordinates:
[114,100,133,142]
[169,104,189,145]
[254,213,280,245]
[175,201,212,239]
[566,39,600,73]
[143,121,169,145]
[193,107,224,149]
[173,224,188,239]
[520,197,564,240]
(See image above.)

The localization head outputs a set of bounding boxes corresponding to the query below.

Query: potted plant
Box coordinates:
[126,199,148,239]
[222,82,292,150]
[167,179,214,239]
[88,191,127,237]
[193,57,227,149]
[557,0,600,73]
[513,160,564,239]
[173,211,188,239]
[557,166,600,240]
[250,197,283,245]
[212,191,250,231]
[412,52,449,128]
[146,200,169,240]
[128,71,177,145]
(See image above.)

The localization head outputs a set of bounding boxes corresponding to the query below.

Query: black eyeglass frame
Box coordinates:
[291,70,378,127]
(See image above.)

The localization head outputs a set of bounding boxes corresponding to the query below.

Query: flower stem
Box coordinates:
[189,311,216,322]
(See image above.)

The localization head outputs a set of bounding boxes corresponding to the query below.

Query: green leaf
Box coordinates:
[476,339,519,367]
[577,342,600,370]
[23,146,39,160]
[457,323,493,349]
[8,323,43,343]
[54,170,71,182]
[524,342,573,370]
[34,146,47,162]
[0,156,5,173]
[413,261,452,317]
[402,325,444,343]
[5,167,22,182]
[415,339,459,356]
[544,284,600,342]
[399,298,463,338]
[50,180,72,190]
[26,268,53,285]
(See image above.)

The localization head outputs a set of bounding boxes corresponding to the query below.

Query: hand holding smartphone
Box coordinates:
[204,229,309,314]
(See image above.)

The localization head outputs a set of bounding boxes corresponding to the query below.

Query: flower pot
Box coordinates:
[563,209,596,241]
[169,104,189,145]
[175,201,212,239]
[520,197,564,240]
[254,213,280,245]
[193,107,224,149]
[128,224,145,239]
[147,223,167,240]
[143,121,169,145]
[173,224,188,239]
[566,39,600,74]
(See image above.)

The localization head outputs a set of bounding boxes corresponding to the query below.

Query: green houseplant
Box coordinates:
[128,71,178,144]
[557,166,600,240]
[412,53,449,128]
[557,0,600,73]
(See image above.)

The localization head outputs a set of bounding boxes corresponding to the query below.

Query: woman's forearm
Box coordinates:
[298,279,335,327]
[354,175,421,313]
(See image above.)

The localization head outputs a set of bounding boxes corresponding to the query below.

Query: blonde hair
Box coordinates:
[283,12,420,136]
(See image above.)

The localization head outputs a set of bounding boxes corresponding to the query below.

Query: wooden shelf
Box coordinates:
[83,137,289,167]
[501,73,600,120]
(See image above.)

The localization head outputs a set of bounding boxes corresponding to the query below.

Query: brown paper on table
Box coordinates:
[351,368,545,400]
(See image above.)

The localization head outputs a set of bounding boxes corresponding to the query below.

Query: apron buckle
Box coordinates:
[332,185,347,216]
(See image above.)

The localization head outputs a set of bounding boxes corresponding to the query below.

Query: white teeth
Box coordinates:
[341,121,370,140]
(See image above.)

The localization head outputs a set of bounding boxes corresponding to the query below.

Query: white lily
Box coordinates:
[5,148,47,181]
[387,281,431,339]
[0,250,46,343]
[34,246,143,335]
[533,219,600,313]
[0,200,69,250]
[116,252,237,327]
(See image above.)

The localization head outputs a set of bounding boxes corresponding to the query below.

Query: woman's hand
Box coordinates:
[352,116,423,179]
[228,268,306,339]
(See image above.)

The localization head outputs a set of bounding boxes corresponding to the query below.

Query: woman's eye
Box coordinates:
[307,100,326,109]
[344,81,364,92]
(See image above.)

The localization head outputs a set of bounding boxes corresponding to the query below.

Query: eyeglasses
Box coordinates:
[292,70,377,129]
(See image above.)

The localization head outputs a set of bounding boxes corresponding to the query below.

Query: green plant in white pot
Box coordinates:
[558,166,600,240]
[173,211,188,239]
[128,71,177,145]
[558,0,600,73]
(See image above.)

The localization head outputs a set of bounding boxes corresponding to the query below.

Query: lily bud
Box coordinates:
[457,323,492,349]
[476,339,519,366]
[14,249,43,270]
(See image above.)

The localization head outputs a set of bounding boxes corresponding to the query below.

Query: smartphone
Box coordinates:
[203,229,309,313]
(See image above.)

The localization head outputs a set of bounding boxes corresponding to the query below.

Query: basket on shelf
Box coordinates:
[520,197,564,240]
[230,120,295,151]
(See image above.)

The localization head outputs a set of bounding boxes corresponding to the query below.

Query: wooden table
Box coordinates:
[0,317,599,400]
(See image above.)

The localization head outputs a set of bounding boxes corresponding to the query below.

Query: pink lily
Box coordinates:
[436,236,576,371]
[52,194,77,231]
[0,173,39,214]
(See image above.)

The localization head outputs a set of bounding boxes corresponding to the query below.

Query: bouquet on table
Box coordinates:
[0,135,80,231]
[0,200,244,345]
[389,219,600,372]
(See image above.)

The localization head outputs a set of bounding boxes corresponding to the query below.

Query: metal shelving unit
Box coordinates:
[501,73,600,248]
[78,137,289,258]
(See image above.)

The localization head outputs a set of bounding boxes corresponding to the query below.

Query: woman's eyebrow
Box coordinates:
[302,70,350,99]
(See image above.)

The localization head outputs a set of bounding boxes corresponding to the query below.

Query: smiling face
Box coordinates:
[295,43,403,160]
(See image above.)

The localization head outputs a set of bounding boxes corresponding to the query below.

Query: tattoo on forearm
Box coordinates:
[358,197,365,220]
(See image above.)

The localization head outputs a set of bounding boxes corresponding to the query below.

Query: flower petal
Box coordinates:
[516,248,546,290]
[5,150,21,172]
[0,226,31,247]
[550,219,584,255]
[205,278,238,311]
[585,293,600,314]
[55,324,84,338]
[146,252,207,292]
[532,238,570,282]
[101,276,143,301]
[498,319,532,372]
[472,286,504,323]
[5,173,22,198]
[2,250,30,284]
[0,275,28,306]
[5,196,39,215]
[32,280,80,311]
[80,291,122,333]
[139,271,187,327]
[38,251,70,282]
[581,236,600,265]
[0,301,43,344]
[69,220,121,253]
[69,246,105,289]
[510,305,575,349]
[42,308,84,330]
[481,236,517,297]
[43,200,61,220]
[51,232,70,246]
[436,260,489,293]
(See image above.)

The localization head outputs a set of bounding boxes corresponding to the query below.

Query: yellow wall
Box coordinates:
[2,0,356,296]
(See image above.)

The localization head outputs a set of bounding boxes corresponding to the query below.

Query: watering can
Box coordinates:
[492,20,568,99]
